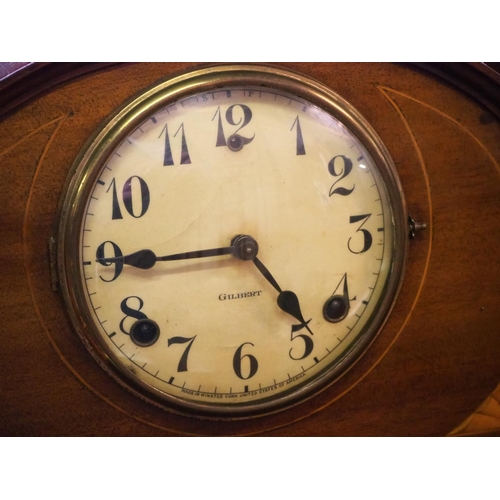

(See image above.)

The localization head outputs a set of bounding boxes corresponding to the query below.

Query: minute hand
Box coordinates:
[96,246,235,269]
[252,256,313,335]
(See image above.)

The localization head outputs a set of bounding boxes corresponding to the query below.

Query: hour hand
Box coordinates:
[276,290,313,335]
[252,256,313,335]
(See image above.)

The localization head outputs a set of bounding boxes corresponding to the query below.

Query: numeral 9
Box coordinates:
[96,241,123,282]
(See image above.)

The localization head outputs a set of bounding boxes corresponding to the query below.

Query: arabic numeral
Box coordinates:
[348,214,373,254]
[291,116,306,155]
[328,155,354,197]
[212,104,255,151]
[107,176,150,220]
[161,123,191,165]
[119,296,148,335]
[96,241,123,282]
[167,336,196,372]
[233,342,258,380]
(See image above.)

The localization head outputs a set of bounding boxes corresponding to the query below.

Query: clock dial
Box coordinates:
[58,66,407,417]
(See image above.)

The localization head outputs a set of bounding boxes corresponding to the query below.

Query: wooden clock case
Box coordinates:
[1,62,499,436]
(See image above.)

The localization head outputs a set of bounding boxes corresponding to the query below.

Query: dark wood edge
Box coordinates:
[0,62,41,83]
[412,62,500,120]
[0,62,123,119]
[2,63,500,122]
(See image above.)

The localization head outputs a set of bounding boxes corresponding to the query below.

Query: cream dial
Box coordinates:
[58,66,407,417]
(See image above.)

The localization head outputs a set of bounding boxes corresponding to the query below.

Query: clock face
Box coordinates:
[57,65,407,418]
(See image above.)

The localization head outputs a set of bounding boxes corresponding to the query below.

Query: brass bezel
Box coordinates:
[56,64,408,419]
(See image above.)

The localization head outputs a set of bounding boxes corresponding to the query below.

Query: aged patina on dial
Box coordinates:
[57,65,407,418]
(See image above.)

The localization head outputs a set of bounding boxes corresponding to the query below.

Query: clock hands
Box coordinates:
[251,255,313,335]
[94,235,258,269]
[96,246,236,269]
[231,235,313,334]
[96,234,311,331]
